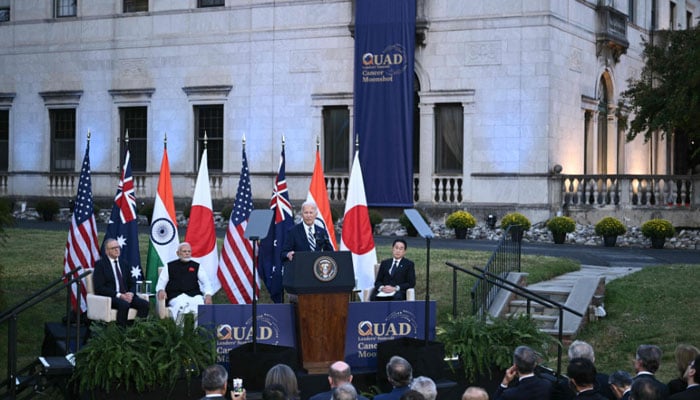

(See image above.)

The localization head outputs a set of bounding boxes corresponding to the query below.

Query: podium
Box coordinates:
[283,251,354,373]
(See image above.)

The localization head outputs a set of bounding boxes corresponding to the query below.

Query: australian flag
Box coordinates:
[102,149,142,282]
[258,147,293,303]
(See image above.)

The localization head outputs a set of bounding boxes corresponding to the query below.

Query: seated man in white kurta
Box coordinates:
[156,242,213,321]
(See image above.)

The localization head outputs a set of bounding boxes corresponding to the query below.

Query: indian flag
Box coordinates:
[145,145,179,292]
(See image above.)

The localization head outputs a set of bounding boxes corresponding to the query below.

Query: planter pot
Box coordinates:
[603,235,618,247]
[651,237,666,249]
[455,228,468,239]
[552,232,566,244]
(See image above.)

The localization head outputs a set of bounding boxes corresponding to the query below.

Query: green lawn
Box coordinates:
[1,227,698,385]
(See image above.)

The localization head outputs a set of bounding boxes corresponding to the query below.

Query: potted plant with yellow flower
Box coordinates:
[545,216,576,244]
[641,218,675,249]
[445,210,477,239]
[594,216,627,247]
[500,212,531,242]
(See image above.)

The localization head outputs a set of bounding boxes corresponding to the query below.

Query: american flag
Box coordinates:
[259,147,293,303]
[63,141,100,312]
[103,149,142,281]
[217,147,255,304]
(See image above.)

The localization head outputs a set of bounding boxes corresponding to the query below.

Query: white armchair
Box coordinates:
[156,267,171,319]
[362,264,415,302]
[84,273,147,323]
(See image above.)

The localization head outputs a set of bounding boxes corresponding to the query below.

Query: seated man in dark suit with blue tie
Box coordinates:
[370,239,415,301]
[281,201,333,263]
[92,238,149,326]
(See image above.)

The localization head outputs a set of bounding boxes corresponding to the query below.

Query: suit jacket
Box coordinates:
[373,386,410,400]
[494,375,553,400]
[281,222,333,262]
[199,396,226,400]
[668,385,700,400]
[92,256,136,299]
[309,390,369,400]
[634,373,670,399]
[574,389,608,400]
[373,257,416,294]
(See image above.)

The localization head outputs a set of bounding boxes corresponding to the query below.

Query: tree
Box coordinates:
[621,26,700,171]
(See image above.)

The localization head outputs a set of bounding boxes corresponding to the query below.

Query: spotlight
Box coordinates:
[486,214,497,229]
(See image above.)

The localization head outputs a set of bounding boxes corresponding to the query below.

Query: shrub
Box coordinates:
[0,198,13,244]
[35,198,60,221]
[594,217,627,237]
[368,209,383,227]
[500,212,531,231]
[445,210,477,230]
[72,315,215,394]
[545,216,576,234]
[437,314,555,382]
[220,205,233,221]
[641,218,675,239]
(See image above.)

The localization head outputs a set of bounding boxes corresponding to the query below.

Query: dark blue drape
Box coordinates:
[354,0,415,206]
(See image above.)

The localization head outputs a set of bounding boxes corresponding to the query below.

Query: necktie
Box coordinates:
[114,260,125,293]
[390,260,398,275]
[308,226,316,251]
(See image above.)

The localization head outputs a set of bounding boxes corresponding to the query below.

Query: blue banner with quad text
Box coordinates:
[353,0,415,206]
[198,301,435,371]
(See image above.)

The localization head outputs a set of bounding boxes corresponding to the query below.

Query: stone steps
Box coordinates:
[490,265,641,339]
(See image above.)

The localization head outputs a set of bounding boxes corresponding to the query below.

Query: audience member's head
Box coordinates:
[462,386,489,400]
[567,357,597,390]
[386,356,413,388]
[329,361,353,387]
[608,370,633,399]
[568,340,596,363]
[409,376,437,400]
[629,378,661,400]
[685,355,700,385]
[265,364,298,399]
[201,364,228,394]
[635,345,663,374]
[332,383,358,400]
[513,345,539,375]
[399,389,425,400]
[673,343,699,377]
[262,383,288,400]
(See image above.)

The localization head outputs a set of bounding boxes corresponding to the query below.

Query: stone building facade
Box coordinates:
[0,0,697,224]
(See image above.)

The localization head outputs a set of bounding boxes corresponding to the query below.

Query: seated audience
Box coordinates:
[567,357,608,399]
[494,345,552,400]
[333,383,359,400]
[265,364,299,400]
[409,376,437,400]
[309,361,368,400]
[463,387,490,400]
[608,370,633,400]
[375,356,413,400]
[667,344,699,396]
[668,354,700,400]
[633,345,669,399]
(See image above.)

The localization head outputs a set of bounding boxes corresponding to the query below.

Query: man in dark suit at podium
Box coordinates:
[282,201,333,262]
[370,239,415,301]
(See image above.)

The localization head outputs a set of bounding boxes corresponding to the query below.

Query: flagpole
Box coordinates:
[244,135,261,352]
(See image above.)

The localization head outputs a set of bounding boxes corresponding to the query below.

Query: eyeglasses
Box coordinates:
[107,246,120,250]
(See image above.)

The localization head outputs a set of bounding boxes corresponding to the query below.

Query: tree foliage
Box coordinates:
[622,26,700,145]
